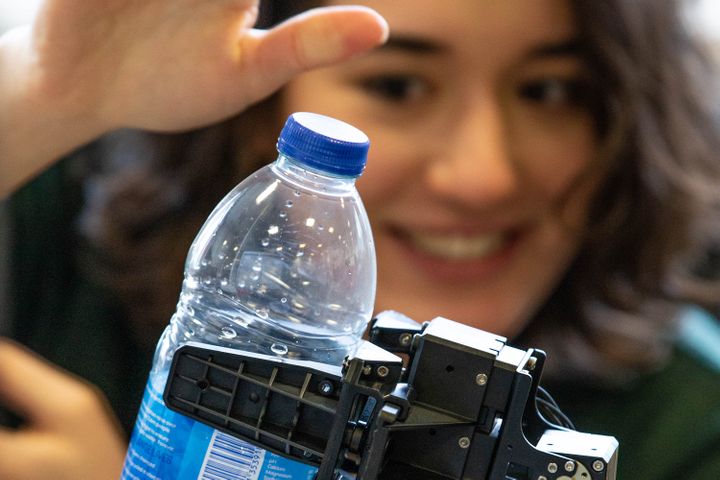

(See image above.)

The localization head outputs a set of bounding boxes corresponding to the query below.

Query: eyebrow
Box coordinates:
[525,39,583,59]
[376,36,584,59]
[377,35,446,54]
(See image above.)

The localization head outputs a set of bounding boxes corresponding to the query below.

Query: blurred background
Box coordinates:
[0,0,41,33]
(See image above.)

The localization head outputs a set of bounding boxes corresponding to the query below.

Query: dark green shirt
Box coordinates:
[548,309,720,479]
[7,162,720,479]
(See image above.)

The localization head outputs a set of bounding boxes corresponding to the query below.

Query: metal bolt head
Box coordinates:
[458,437,471,449]
[399,333,412,346]
[475,373,488,386]
[538,477,547,480]
[547,462,558,473]
[362,365,372,375]
[377,365,390,377]
[593,460,605,472]
[526,356,538,370]
[318,380,334,395]
[564,460,575,472]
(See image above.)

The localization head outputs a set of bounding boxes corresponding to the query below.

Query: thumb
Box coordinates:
[0,339,125,480]
[239,6,388,96]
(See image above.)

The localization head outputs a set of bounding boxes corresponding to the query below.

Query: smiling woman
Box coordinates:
[282,0,601,339]
[4,0,720,479]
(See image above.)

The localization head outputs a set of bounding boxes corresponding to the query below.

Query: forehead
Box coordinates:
[327,0,577,60]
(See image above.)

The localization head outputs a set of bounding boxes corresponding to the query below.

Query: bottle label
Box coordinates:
[121,381,319,480]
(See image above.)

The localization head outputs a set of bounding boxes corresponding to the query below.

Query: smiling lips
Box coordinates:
[408,230,506,259]
[389,222,523,272]
[386,225,522,282]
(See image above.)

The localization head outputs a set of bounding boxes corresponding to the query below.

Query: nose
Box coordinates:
[425,93,519,208]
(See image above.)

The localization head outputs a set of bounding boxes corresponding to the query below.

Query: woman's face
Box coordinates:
[280,0,600,337]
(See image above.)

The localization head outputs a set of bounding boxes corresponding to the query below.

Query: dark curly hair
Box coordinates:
[76,0,720,380]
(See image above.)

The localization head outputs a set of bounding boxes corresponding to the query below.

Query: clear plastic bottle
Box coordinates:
[121,112,376,480]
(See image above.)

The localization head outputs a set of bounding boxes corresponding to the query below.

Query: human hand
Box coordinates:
[23,0,386,131]
[0,339,126,480]
[0,0,388,196]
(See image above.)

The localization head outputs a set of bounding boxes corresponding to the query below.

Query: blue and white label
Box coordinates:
[121,381,318,480]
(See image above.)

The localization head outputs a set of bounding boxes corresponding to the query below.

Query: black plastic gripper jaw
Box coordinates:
[164,311,618,479]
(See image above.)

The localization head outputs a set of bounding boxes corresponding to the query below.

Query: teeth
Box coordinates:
[408,232,505,259]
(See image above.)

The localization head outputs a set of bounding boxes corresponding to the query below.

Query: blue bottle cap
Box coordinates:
[277,112,370,177]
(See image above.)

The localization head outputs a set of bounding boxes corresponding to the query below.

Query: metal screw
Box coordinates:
[547,462,558,473]
[526,356,538,370]
[564,460,575,472]
[538,476,547,480]
[458,437,471,449]
[475,373,488,386]
[592,460,605,472]
[399,333,412,346]
[362,365,372,375]
[377,365,390,377]
[319,380,334,395]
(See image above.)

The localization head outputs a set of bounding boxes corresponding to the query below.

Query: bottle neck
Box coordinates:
[273,154,358,196]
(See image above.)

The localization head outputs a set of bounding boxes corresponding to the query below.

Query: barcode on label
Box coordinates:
[199,431,264,480]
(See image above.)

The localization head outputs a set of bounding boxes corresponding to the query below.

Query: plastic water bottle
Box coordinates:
[120,112,376,479]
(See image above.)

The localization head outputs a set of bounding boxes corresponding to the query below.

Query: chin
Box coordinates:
[373,293,532,339]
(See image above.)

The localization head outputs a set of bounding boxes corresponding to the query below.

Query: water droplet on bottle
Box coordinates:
[279,211,287,218]
[296,251,304,257]
[252,264,261,272]
[294,190,301,197]
[220,327,237,339]
[271,343,289,355]
[255,308,269,320]
[220,279,228,287]
[261,238,270,247]
[203,278,212,285]
[318,224,325,231]
[239,281,246,289]
[285,200,293,208]
[186,306,195,316]
[280,297,288,304]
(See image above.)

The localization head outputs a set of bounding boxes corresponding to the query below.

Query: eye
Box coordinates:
[358,74,431,103]
[518,77,589,108]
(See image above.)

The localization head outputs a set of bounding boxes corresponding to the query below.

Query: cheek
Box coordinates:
[518,116,598,198]
[356,133,423,207]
